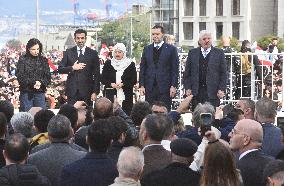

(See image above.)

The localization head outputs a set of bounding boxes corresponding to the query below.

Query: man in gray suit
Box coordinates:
[184,30,227,109]
[28,114,86,186]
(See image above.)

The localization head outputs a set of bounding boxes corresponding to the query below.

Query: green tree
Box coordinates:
[6,39,22,50]
[257,35,284,51]
[216,36,241,51]
[97,13,151,63]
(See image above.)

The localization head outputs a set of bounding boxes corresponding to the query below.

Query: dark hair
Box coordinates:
[240,40,251,52]
[47,114,72,142]
[0,100,14,122]
[275,80,282,87]
[226,108,244,122]
[130,101,152,127]
[84,106,94,126]
[200,142,241,186]
[263,160,284,183]
[74,29,87,38]
[34,109,55,133]
[152,25,164,34]
[143,114,173,141]
[93,97,113,119]
[88,119,112,152]
[108,116,128,141]
[0,112,7,137]
[58,104,78,130]
[26,38,43,57]
[152,101,168,113]
[4,133,30,163]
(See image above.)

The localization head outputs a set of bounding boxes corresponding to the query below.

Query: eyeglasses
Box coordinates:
[230,128,247,136]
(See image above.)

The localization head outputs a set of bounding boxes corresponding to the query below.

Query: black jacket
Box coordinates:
[16,55,51,93]
[141,162,200,186]
[0,164,50,186]
[58,47,100,97]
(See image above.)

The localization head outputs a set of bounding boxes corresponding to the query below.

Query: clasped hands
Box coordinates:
[34,81,41,89]
[111,83,123,89]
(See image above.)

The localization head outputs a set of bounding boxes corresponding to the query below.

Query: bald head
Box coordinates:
[93,97,113,119]
[222,37,231,47]
[117,147,144,180]
[229,119,263,152]
[237,119,263,144]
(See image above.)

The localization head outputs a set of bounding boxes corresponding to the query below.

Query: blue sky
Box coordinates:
[0,0,151,16]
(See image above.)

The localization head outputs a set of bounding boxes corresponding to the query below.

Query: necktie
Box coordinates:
[78,49,83,63]
[203,49,208,58]
[155,45,159,50]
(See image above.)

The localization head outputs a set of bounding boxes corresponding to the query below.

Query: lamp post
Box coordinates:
[130,14,133,58]
[36,0,40,39]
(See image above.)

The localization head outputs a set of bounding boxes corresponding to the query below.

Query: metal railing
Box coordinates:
[172,52,284,108]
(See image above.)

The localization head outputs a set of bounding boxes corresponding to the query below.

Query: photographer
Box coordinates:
[189,102,222,172]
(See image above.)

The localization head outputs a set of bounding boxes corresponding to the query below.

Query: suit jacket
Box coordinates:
[58,46,100,98]
[141,162,200,186]
[184,47,227,99]
[237,150,273,186]
[60,151,118,186]
[139,43,179,94]
[261,123,283,157]
[27,143,86,186]
[142,145,171,177]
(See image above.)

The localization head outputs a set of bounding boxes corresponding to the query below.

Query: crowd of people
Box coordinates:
[0,26,283,185]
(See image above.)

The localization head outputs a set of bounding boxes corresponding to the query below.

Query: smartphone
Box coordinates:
[200,113,213,136]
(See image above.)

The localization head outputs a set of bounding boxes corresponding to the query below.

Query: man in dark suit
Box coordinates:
[184,30,227,109]
[58,29,100,106]
[141,138,200,186]
[139,25,179,111]
[229,119,273,186]
[60,119,118,186]
[28,114,86,186]
[139,114,173,177]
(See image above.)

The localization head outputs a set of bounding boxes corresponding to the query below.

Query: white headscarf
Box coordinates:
[111,43,131,71]
[110,43,132,105]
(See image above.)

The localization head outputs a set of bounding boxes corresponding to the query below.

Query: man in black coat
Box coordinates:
[0,133,49,185]
[141,138,200,186]
[60,119,118,186]
[184,30,227,109]
[229,119,273,186]
[58,29,100,106]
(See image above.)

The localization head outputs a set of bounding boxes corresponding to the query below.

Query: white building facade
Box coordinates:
[178,0,281,48]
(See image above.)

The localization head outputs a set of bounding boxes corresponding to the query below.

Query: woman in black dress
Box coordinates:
[101,43,137,115]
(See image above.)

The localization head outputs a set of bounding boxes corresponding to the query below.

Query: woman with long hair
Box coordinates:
[16,38,51,111]
[200,140,242,186]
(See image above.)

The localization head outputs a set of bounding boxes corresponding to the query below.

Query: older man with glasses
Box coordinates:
[228,119,273,186]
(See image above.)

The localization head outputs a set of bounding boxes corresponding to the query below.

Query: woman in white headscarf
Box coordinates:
[101,43,137,115]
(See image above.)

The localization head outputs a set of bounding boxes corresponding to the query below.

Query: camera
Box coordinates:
[200,113,213,136]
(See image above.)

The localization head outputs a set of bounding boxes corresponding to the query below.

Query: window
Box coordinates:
[216,22,223,39]
[183,22,193,40]
[232,0,240,15]
[199,0,206,16]
[232,22,240,39]
[216,0,223,16]
[184,0,194,16]
[199,22,206,31]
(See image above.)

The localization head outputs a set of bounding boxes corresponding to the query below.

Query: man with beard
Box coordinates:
[58,29,100,106]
